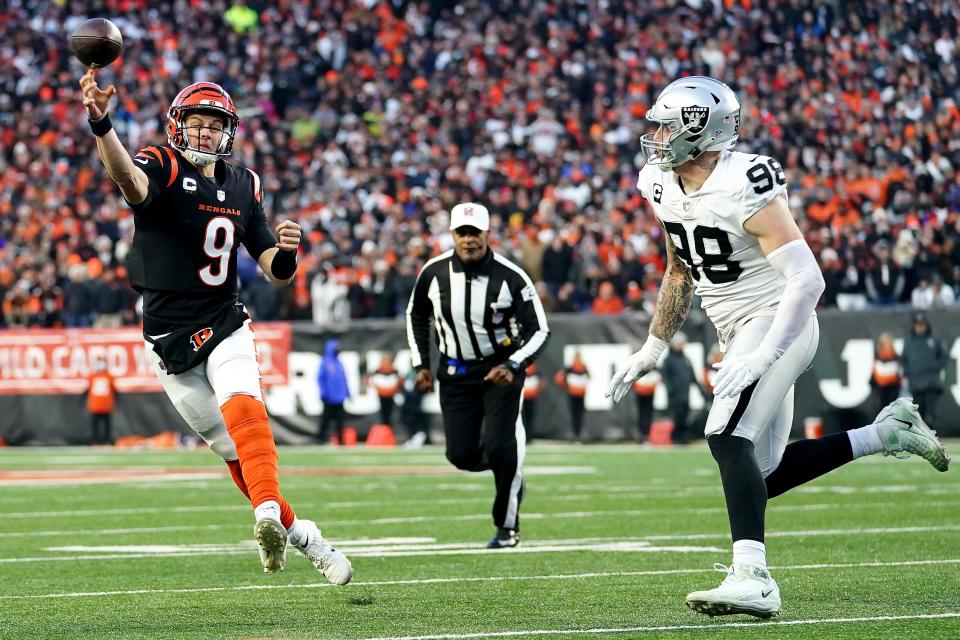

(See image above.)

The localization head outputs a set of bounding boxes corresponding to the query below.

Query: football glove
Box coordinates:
[606,336,668,403]
[712,345,779,399]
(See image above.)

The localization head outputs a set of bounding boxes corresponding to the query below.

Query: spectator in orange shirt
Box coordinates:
[632,369,660,443]
[871,332,902,412]
[591,281,625,315]
[522,363,546,444]
[85,360,117,445]
[369,353,401,428]
[554,352,590,444]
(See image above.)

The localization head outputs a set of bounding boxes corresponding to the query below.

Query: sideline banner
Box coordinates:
[0,324,291,394]
[0,310,957,444]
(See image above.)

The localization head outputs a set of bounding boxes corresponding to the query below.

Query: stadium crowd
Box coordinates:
[1,0,959,328]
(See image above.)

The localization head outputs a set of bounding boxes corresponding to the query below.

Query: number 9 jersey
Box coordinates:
[637,150,789,345]
[124,145,277,325]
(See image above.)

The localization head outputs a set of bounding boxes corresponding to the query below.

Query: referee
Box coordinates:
[406,202,550,548]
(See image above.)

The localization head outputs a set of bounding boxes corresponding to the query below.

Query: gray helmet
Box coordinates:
[640,76,741,171]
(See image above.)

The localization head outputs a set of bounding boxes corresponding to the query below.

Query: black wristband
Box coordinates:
[271,249,297,279]
[88,113,113,137]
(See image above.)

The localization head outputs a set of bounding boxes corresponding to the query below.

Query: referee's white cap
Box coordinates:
[449,202,490,231]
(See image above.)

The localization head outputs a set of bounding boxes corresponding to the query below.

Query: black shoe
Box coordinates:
[486,527,520,549]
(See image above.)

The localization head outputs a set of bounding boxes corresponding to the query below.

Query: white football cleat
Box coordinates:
[253,517,287,573]
[289,519,352,585]
[685,563,781,619]
[873,398,950,472]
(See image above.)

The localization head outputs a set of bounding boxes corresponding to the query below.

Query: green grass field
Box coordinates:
[0,442,958,640]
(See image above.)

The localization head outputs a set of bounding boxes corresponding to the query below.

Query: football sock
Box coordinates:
[708,435,766,543]
[764,433,854,499]
[221,394,295,529]
[254,500,281,523]
[847,424,884,458]
[733,539,767,569]
[287,517,306,541]
[225,459,250,499]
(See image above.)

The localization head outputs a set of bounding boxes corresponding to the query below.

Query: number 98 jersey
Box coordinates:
[124,145,277,325]
[637,150,788,342]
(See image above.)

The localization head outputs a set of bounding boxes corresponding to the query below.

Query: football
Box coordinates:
[70,18,123,68]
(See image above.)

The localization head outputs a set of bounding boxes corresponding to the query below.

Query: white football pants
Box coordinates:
[145,322,263,461]
[704,314,820,477]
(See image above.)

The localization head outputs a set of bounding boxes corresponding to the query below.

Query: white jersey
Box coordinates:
[637,150,788,343]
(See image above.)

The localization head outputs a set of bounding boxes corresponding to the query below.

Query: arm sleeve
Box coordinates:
[507,272,551,368]
[240,170,276,261]
[405,266,435,370]
[126,146,176,211]
[759,239,826,356]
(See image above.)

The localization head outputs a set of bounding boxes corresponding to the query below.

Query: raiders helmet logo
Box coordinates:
[189,327,214,352]
[681,106,710,134]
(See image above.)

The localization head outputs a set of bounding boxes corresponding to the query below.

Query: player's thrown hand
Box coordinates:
[275,220,301,252]
[79,69,116,120]
[484,365,514,387]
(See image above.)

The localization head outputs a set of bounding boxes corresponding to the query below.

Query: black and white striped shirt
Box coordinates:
[406,249,550,371]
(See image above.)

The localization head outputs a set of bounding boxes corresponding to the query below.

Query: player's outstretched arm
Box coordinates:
[79,69,149,205]
[607,236,694,402]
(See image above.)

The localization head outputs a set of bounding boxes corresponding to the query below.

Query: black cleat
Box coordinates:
[486,527,520,549]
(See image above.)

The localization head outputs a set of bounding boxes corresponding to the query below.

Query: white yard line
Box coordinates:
[355,613,960,640]
[3,519,960,543]
[0,558,957,600]
[1,527,959,563]
[6,498,959,523]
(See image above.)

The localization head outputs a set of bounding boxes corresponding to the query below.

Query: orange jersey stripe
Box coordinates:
[145,146,163,165]
[163,147,179,187]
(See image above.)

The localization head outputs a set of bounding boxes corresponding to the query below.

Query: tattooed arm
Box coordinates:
[606,233,694,402]
[649,233,695,342]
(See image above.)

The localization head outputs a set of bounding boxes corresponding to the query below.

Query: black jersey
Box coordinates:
[124,145,276,329]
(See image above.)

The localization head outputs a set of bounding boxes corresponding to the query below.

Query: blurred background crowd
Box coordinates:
[2,0,959,328]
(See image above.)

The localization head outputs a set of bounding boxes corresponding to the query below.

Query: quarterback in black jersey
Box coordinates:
[80,69,352,584]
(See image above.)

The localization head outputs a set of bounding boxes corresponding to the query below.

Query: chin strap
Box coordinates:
[182,147,218,167]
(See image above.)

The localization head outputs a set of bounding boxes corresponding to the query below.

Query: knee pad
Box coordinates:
[196,423,238,461]
[708,434,756,471]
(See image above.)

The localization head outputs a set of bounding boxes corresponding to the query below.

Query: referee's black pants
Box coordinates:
[439,373,525,531]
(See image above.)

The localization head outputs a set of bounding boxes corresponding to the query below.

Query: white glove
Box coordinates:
[712,345,779,399]
[606,336,668,403]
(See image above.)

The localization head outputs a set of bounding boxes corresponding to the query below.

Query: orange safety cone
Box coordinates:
[366,424,397,448]
[648,420,674,446]
[342,426,358,447]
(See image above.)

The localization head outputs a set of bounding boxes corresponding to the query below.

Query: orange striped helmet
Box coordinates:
[166,82,239,164]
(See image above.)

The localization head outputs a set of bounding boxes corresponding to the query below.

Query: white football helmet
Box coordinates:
[640,76,741,171]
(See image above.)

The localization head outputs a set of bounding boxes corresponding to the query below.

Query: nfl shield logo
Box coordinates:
[447,365,457,376]
[217,189,226,202]
[492,311,503,324]
[681,106,709,134]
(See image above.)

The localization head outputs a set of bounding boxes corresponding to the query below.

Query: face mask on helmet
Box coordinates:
[166,82,240,167]
[640,76,741,172]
